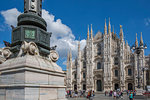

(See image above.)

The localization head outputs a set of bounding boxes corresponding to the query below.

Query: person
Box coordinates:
[113,91,117,99]
[127,90,129,96]
[133,90,136,99]
[87,90,91,99]
[105,91,107,96]
[120,91,123,99]
[74,90,78,98]
[93,91,95,97]
[110,90,113,96]
[129,92,133,100]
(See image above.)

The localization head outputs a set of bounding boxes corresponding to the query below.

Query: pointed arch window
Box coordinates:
[97,43,101,55]
[83,73,86,79]
[74,74,77,79]
[114,57,119,65]
[97,62,101,69]
[83,61,86,68]
[115,70,118,77]
[128,69,132,76]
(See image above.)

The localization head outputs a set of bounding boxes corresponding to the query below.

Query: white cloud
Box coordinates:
[0,8,86,59]
[144,18,150,26]
[1,8,21,27]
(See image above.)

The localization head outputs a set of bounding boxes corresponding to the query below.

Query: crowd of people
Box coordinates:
[66,89,137,100]
[105,90,136,100]
[66,90,86,98]
[66,90,95,99]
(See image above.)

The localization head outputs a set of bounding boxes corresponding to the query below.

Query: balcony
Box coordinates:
[93,69,103,75]
[112,76,119,81]
[125,75,133,80]
[112,65,119,69]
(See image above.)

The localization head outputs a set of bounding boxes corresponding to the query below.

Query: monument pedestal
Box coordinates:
[0,53,67,100]
[134,88,145,99]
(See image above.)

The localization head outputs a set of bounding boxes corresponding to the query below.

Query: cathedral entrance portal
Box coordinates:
[114,83,119,90]
[74,84,77,91]
[128,83,133,90]
[97,80,102,91]
[83,84,86,90]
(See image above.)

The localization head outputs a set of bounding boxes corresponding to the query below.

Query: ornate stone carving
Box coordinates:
[0,47,12,63]
[18,41,39,56]
[49,50,59,62]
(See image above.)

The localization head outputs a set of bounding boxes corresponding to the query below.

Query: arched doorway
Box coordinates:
[97,80,102,91]
[128,83,133,90]
[83,84,86,90]
[74,84,77,91]
[114,83,119,90]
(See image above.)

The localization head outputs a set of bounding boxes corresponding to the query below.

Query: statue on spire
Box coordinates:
[140,32,144,46]
[87,25,89,40]
[24,0,42,16]
[119,25,124,41]
[104,18,107,35]
[91,24,93,39]
[135,33,138,48]
[108,18,111,35]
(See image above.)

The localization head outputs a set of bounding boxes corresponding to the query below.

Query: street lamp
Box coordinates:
[131,44,147,89]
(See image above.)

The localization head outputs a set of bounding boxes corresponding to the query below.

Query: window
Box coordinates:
[83,61,86,68]
[83,73,86,78]
[97,44,101,55]
[114,57,119,65]
[128,69,132,76]
[97,62,101,69]
[115,70,118,77]
[74,74,77,79]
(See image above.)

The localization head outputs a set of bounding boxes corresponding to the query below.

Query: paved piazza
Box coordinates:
[68,94,150,100]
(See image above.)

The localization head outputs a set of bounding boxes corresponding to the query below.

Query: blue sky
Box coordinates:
[0,0,150,70]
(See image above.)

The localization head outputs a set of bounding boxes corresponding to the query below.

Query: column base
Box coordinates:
[134,88,145,99]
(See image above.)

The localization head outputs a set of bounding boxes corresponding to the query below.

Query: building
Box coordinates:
[145,55,150,86]
[66,19,149,92]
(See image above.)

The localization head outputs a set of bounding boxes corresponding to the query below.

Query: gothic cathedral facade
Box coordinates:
[66,19,147,92]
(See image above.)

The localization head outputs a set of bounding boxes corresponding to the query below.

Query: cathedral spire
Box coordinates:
[87,25,89,40]
[119,25,124,42]
[91,24,93,39]
[108,18,111,35]
[104,18,107,35]
[78,39,80,52]
[140,32,144,46]
[67,50,70,62]
[135,33,138,48]
[112,25,114,34]
[126,40,128,47]
[70,48,72,60]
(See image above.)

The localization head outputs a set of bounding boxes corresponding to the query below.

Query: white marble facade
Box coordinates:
[66,19,147,92]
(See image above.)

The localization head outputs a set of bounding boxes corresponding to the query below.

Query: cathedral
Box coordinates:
[66,19,147,92]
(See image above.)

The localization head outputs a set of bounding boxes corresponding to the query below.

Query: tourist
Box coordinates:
[93,91,95,97]
[105,91,107,96]
[113,91,117,99]
[74,90,78,98]
[129,92,133,100]
[87,90,91,99]
[127,90,129,96]
[133,90,136,99]
[109,90,112,96]
[120,91,124,99]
